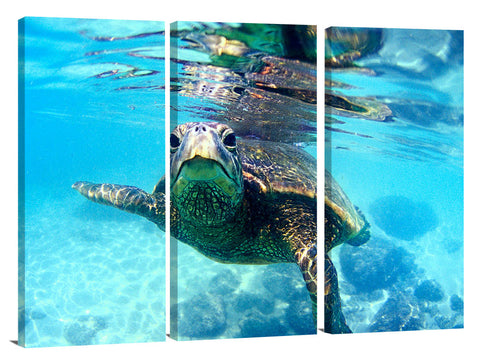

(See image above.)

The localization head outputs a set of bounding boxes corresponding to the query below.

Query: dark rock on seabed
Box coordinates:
[368,292,423,332]
[339,237,417,293]
[63,315,108,346]
[175,293,227,339]
[233,292,275,315]
[239,309,287,338]
[450,294,464,312]
[261,263,308,302]
[414,279,445,303]
[285,300,316,334]
[208,268,241,296]
[369,195,438,241]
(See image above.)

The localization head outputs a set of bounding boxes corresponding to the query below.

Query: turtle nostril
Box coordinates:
[195,125,207,132]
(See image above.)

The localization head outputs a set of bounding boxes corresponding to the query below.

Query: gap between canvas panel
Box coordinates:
[169,21,318,340]
[325,26,464,333]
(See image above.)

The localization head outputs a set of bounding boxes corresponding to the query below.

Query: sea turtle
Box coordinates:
[72,121,369,334]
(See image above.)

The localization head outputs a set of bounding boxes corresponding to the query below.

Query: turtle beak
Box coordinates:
[170,124,242,188]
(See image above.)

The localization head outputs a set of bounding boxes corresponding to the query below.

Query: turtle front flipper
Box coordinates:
[325,254,351,334]
[72,181,165,228]
[295,243,317,325]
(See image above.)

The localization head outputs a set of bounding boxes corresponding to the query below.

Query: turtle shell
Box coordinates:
[325,169,369,252]
[238,139,316,200]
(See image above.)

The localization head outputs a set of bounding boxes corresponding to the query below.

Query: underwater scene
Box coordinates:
[169,22,318,340]
[19,19,462,346]
[19,17,166,347]
[325,27,463,333]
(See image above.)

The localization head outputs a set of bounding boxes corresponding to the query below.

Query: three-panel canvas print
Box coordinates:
[18,18,464,347]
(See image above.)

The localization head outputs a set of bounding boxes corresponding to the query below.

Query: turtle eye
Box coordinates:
[170,133,181,152]
[223,132,236,150]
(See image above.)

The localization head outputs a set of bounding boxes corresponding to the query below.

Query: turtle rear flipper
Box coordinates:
[72,181,165,228]
[295,243,317,324]
[296,248,352,334]
[325,254,351,334]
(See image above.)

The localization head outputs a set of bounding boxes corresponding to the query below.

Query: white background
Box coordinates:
[1,1,478,359]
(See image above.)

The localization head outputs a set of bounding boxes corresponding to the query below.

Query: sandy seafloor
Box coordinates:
[23,188,166,346]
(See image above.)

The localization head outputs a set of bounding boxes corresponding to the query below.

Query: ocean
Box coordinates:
[20,17,166,347]
[19,20,463,346]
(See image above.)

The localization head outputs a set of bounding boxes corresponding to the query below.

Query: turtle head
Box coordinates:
[170,122,244,226]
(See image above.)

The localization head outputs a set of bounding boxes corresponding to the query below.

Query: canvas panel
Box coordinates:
[325,27,464,333]
[169,22,318,340]
[18,17,166,347]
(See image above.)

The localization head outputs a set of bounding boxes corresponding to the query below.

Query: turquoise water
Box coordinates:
[327,28,463,332]
[20,17,166,347]
[19,21,463,347]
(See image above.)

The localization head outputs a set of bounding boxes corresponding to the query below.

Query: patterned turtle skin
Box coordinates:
[72,121,368,333]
